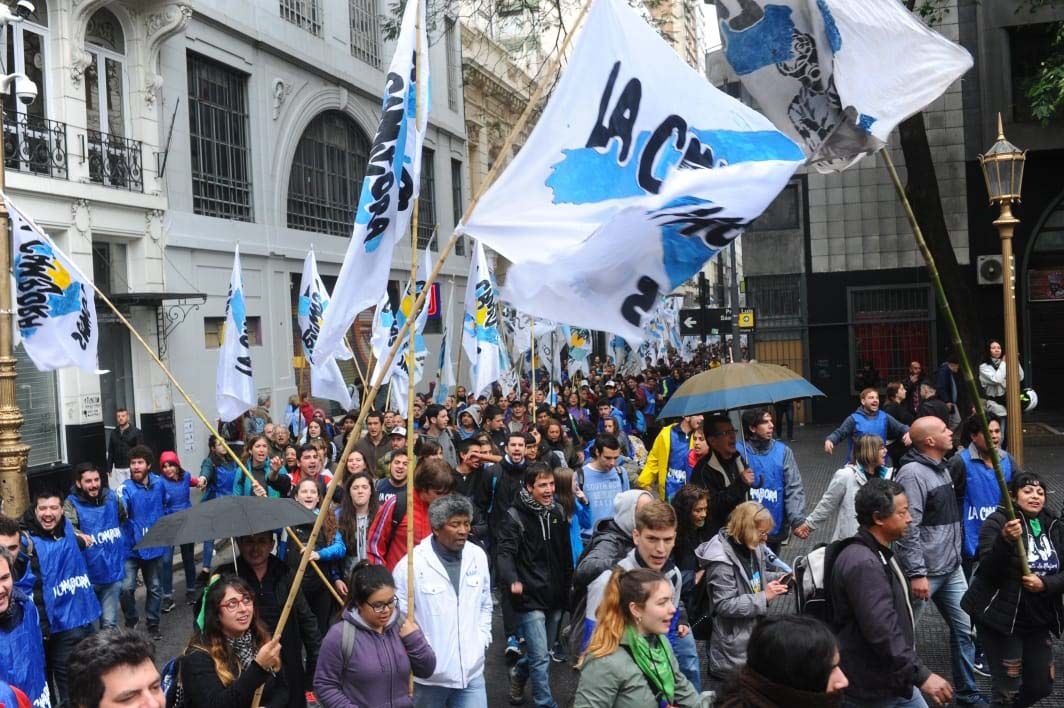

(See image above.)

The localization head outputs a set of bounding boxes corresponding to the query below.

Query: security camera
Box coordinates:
[15,1,34,19]
[14,74,36,106]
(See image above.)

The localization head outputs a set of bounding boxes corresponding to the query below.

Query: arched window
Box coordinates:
[287,111,371,237]
[85,8,126,137]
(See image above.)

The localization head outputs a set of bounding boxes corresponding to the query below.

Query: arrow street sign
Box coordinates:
[679,308,733,336]
[683,316,698,329]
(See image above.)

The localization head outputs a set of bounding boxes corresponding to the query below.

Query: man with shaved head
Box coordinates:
[894,416,987,706]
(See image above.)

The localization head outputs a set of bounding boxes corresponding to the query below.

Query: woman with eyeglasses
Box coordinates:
[796,435,892,542]
[181,575,287,707]
[314,561,435,708]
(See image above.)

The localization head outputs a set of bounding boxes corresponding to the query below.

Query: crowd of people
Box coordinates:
[0,340,1057,708]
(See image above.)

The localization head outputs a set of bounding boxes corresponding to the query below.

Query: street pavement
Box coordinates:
[143,424,1064,706]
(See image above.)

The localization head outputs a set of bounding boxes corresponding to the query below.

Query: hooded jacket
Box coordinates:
[313,608,435,708]
[496,493,573,613]
[571,490,653,594]
[698,528,782,677]
[393,536,493,689]
[894,449,963,578]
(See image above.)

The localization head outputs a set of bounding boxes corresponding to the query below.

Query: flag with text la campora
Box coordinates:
[216,245,256,422]
[714,0,972,171]
[312,0,429,365]
[458,0,804,342]
[7,194,99,374]
[299,249,353,410]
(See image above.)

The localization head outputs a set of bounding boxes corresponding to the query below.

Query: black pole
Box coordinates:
[698,271,708,345]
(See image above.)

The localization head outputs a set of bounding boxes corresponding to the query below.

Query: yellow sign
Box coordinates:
[738,309,756,329]
[293,355,306,369]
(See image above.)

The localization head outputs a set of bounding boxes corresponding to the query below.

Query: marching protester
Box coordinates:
[737,408,807,550]
[119,445,166,640]
[961,471,1064,707]
[573,568,702,708]
[68,628,165,708]
[486,431,530,657]
[354,411,391,475]
[158,451,206,611]
[714,616,849,707]
[699,501,789,686]
[288,443,332,495]
[0,546,50,708]
[670,485,711,610]
[287,478,346,637]
[883,382,917,469]
[20,489,101,705]
[234,435,291,498]
[200,435,240,570]
[797,434,891,542]
[638,413,703,501]
[63,461,127,629]
[422,404,458,467]
[690,415,753,537]
[452,437,493,548]
[894,417,985,707]
[314,561,436,708]
[825,387,911,461]
[336,470,378,581]
[180,576,288,708]
[496,463,573,707]
[831,478,953,708]
[554,466,592,566]
[578,435,631,542]
[367,459,456,571]
[375,450,411,505]
[394,495,494,706]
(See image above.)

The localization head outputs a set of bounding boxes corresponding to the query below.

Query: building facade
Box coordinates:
[12,0,470,489]
[708,0,1064,422]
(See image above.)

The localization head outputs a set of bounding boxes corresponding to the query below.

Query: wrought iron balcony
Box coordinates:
[3,113,69,180]
[87,129,143,192]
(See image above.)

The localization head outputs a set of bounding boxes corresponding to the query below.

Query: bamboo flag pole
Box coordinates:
[882,149,1029,574]
[257,2,596,696]
[81,278,344,602]
[530,319,537,423]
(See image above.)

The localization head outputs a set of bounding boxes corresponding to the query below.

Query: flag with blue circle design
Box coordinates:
[216,245,256,422]
[462,240,501,397]
[298,249,353,410]
[458,0,805,342]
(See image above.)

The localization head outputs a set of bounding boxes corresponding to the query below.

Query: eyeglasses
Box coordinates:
[365,597,399,613]
[219,594,254,611]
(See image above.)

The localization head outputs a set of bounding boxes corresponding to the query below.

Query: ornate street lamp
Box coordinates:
[978,113,1027,467]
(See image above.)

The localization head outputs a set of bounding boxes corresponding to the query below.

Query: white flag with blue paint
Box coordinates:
[370,247,431,416]
[313,0,429,365]
[458,0,804,342]
[299,250,353,410]
[216,246,256,422]
[715,0,972,171]
[563,325,592,378]
[462,241,501,397]
[7,194,99,375]
[434,282,457,405]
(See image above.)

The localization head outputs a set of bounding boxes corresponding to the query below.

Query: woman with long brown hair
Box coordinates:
[181,575,286,707]
[234,434,289,498]
[574,568,701,708]
[336,469,379,592]
[287,478,346,637]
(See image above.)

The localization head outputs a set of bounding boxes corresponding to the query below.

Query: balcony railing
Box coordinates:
[87,129,143,192]
[3,113,69,180]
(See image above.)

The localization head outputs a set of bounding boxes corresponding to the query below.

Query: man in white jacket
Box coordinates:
[395,494,493,708]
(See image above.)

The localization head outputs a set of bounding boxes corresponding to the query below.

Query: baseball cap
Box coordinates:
[389,427,407,437]
[605,380,617,388]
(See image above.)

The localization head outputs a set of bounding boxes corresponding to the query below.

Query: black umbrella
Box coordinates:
[134,495,316,550]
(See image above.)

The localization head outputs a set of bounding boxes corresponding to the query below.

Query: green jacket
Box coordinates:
[573,633,702,708]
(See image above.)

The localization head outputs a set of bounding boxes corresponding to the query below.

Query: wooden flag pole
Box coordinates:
[82,278,343,603]
[530,318,537,423]
[882,149,1029,574]
[255,5,596,703]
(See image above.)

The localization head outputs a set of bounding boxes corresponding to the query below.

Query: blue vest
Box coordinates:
[160,473,193,515]
[0,591,49,707]
[738,441,787,534]
[664,426,692,501]
[67,489,125,585]
[961,449,1013,559]
[33,518,100,633]
[849,410,889,457]
[121,474,166,561]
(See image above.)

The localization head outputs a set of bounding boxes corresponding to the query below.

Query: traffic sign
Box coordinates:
[679,308,733,336]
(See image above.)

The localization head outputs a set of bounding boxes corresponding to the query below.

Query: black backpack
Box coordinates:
[794,538,861,623]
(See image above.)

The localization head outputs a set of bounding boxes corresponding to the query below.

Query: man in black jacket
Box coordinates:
[691,415,753,535]
[831,478,953,707]
[487,431,529,657]
[496,463,572,707]
[106,408,144,487]
[235,532,320,708]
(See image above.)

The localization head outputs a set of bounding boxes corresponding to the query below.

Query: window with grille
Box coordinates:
[746,274,801,321]
[418,148,437,249]
[848,285,934,394]
[16,347,60,468]
[445,17,461,111]
[349,0,381,68]
[280,0,322,35]
[451,158,465,256]
[187,53,253,221]
[287,111,371,237]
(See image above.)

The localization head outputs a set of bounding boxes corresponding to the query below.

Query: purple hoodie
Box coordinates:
[313,608,436,708]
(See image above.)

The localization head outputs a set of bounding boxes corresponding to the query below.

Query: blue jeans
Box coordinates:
[95,580,122,629]
[121,556,162,629]
[670,630,702,692]
[914,565,980,703]
[203,539,217,570]
[513,610,556,708]
[843,686,928,708]
[413,674,487,708]
[161,543,196,599]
